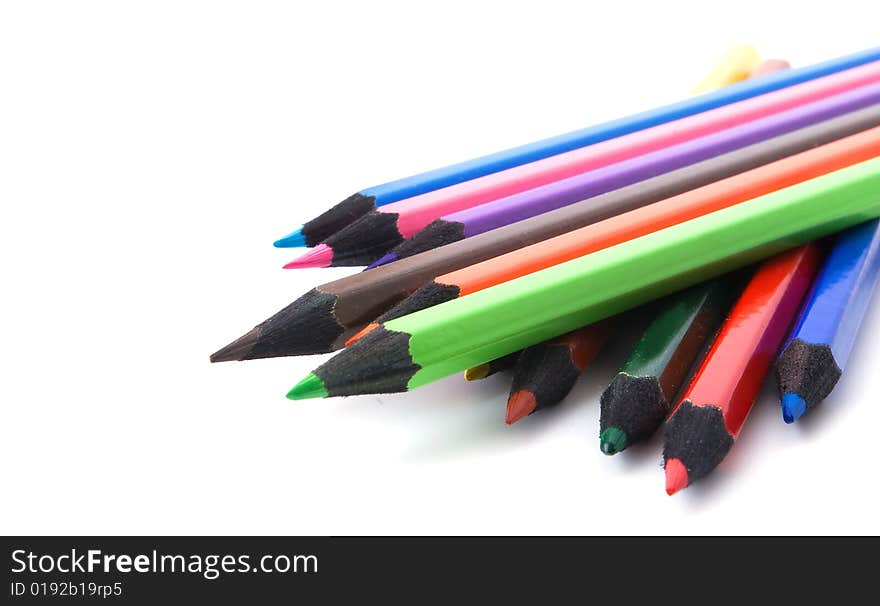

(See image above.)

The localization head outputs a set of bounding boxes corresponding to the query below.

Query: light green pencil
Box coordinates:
[289,157,880,399]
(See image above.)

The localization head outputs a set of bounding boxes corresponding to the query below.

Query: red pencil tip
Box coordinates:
[505,391,537,425]
[665,458,689,496]
[345,323,379,346]
[283,243,333,269]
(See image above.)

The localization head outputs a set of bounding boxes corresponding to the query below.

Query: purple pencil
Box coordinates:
[367,80,880,269]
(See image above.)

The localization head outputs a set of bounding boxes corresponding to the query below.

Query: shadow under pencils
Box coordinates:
[398,307,655,461]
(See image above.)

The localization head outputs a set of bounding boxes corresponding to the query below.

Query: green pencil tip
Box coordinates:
[286,373,328,400]
[600,427,628,455]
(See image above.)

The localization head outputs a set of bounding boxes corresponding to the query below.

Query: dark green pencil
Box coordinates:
[598,278,738,455]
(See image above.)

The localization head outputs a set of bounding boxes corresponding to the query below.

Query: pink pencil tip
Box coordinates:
[283,243,333,269]
[751,59,791,77]
[664,458,689,496]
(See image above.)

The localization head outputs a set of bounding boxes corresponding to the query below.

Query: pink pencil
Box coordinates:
[752,59,793,78]
[288,60,880,268]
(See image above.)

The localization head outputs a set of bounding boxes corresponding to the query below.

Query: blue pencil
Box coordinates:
[776,219,880,423]
[274,47,880,248]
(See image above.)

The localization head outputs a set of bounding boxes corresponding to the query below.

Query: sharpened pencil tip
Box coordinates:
[274,228,307,248]
[366,253,397,270]
[781,392,808,424]
[665,458,689,496]
[210,327,260,363]
[505,390,537,425]
[345,323,379,347]
[286,373,328,400]
[464,364,491,381]
[599,427,628,455]
[283,243,333,269]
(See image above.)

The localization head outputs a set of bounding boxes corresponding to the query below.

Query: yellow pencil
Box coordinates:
[692,44,761,94]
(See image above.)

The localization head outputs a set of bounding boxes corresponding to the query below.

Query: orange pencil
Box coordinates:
[349,124,880,345]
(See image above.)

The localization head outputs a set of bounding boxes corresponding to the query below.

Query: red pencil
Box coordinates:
[506,322,610,424]
[662,244,822,495]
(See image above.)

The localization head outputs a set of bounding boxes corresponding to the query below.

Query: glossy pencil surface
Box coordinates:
[599,279,736,454]
[286,63,880,267]
[663,246,821,494]
[289,158,880,398]
[598,60,770,454]
[348,49,880,207]
[776,219,880,421]
[273,47,880,247]
[361,122,880,334]
[215,111,880,361]
[440,82,880,240]
[620,281,732,380]
[372,83,880,269]
[365,58,788,271]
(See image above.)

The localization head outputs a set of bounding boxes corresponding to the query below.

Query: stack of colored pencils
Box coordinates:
[213,46,880,495]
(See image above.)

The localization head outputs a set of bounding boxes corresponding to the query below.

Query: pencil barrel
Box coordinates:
[394,158,880,388]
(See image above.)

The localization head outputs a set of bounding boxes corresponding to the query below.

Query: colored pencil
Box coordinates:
[464,352,521,381]
[598,279,737,455]
[286,158,880,400]
[368,82,880,269]
[473,55,773,393]
[372,57,787,271]
[354,123,880,341]
[752,59,792,78]
[692,45,760,94]
[210,110,880,362]
[284,62,880,267]
[776,219,880,422]
[501,53,757,432]
[272,47,880,248]
[663,245,822,495]
[506,322,611,424]
[373,57,793,273]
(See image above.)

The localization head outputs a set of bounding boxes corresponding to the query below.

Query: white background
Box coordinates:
[2,1,879,535]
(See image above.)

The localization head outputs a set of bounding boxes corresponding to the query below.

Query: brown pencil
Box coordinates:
[210,107,880,361]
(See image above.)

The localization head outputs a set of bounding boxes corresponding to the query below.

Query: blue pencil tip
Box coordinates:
[781,392,807,424]
[273,229,306,248]
[366,252,397,270]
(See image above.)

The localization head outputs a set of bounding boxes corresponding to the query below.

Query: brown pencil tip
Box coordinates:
[665,458,689,496]
[345,323,379,346]
[505,390,537,425]
[210,327,260,363]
